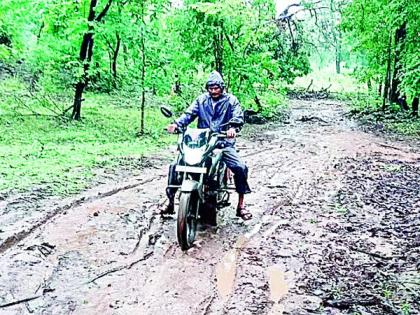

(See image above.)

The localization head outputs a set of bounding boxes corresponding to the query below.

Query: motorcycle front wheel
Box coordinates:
[177,192,199,250]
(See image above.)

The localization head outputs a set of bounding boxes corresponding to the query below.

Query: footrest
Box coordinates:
[217,201,231,209]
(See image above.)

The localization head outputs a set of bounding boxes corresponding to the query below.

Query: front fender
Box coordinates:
[180,179,199,192]
[180,180,204,201]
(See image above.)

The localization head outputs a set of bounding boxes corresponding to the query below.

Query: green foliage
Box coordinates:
[0,78,172,194]
[387,119,420,136]
[0,0,312,119]
[348,91,420,136]
[168,0,309,113]
[342,0,420,101]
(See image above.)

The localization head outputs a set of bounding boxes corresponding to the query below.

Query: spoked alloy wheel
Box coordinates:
[177,192,199,250]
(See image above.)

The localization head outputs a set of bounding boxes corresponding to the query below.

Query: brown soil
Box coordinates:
[0,99,419,315]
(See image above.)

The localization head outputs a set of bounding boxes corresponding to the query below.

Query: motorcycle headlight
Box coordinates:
[183,147,205,165]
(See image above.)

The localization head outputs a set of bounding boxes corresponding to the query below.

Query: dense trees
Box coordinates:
[342,0,419,116]
[0,0,310,122]
[1,0,418,121]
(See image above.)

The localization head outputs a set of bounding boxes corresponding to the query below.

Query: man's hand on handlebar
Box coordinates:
[226,127,237,139]
[167,123,178,133]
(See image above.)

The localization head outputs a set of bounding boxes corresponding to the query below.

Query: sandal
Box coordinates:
[236,207,252,221]
[161,202,175,215]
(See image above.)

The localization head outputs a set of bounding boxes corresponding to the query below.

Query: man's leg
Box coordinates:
[163,163,178,214]
[222,147,252,220]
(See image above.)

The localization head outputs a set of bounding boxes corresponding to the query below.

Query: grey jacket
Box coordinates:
[176,92,244,134]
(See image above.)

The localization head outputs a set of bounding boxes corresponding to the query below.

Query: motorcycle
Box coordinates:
[161,106,239,250]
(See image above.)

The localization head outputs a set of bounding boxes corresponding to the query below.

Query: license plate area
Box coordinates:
[175,165,207,174]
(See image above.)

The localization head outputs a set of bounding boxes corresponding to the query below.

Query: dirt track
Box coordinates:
[0,100,419,314]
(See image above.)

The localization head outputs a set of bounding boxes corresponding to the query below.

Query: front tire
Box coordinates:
[177,192,199,250]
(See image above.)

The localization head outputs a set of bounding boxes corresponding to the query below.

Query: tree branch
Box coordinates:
[95,0,113,22]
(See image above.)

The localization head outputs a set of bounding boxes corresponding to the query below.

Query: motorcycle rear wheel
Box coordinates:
[177,192,199,250]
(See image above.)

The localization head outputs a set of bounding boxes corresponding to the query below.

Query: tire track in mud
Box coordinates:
[0,175,166,255]
[1,99,419,314]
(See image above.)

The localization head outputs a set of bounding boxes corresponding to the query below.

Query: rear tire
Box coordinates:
[177,192,199,250]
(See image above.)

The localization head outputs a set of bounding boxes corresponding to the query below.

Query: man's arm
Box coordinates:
[226,95,244,138]
[229,95,244,131]
[167,98,200,133]
[176,98,200,128]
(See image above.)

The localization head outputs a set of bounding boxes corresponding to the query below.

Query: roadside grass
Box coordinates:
[290,65,419,136]
[386,119,420,136]
[349,93,420,136]
[0,80,173,195]
[289,64,367,95]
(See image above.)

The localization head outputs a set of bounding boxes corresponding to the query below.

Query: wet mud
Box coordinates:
[0,100,419,314]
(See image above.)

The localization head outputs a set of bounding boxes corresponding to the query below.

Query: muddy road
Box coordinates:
[0,100,419,314]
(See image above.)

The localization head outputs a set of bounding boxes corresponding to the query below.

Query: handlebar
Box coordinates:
[163,129,238,138]
[163,125,184,134]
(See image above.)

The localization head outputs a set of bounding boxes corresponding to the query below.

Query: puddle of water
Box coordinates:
[215,235,250,300]
[215,249,237,299]
[267,265,288,302]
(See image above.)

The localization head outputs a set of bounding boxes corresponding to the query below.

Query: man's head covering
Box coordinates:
[206,70,225,89]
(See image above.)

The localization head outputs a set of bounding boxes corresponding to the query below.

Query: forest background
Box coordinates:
[0,0,418,195]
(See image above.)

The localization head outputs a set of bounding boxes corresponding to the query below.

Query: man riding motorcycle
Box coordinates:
[163,70,252,221]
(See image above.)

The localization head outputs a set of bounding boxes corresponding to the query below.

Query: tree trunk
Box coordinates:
[412,97,419,117]
[71,0,113,120]
[383,32,392,110]
[112,32,121,81]
[254,96,263,113]
[37,21,45,40]
[173,74,181,95]
[335,40,341,74]
[390,24,408,110]
[72,32,94,120]
[213,23,224,75]
[73,82,85,120]
[139,2,146,135]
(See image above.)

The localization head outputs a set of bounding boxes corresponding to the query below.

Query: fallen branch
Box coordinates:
[320,84,332,92]
[88,251,153,284]
[0,289,54,309]
[62,105,74,115]
[0,296,42,309]
[349,246,393,261]
[306,79,313,92]
[298,115,329,124]
[129,228,145,255]
[323,298,377,309]
[201,293,216,315]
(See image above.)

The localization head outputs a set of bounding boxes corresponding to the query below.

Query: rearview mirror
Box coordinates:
[160,106,173,118]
